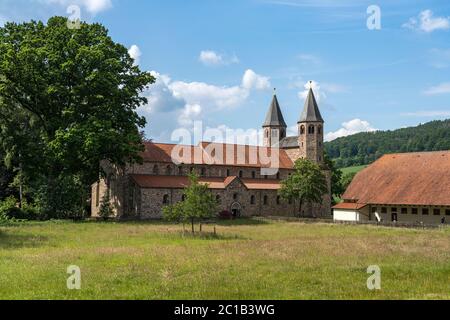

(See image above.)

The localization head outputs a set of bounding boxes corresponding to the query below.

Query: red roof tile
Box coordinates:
[131,175,282,190]
[140,142,294,169]
[343,151,450,207]
[332,202,368,210]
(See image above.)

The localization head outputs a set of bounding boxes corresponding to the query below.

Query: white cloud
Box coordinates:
[242,69,271,90]
[178,104,202,126]
[128,45,142,65]
[199,50,239,66]
[325,119,377,142]
[403,10,450,33]
[43,0,112,14]
[140,69,271,127]
[423,82,450,95]
[401,110,450,117]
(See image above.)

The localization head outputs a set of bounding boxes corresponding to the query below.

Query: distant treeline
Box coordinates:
[325,119,450,168]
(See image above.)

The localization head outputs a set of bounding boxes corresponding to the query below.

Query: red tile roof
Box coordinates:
[131,175,282,190]
[332,202,368,210]
[343,151,450,207]
[140,142,294,169]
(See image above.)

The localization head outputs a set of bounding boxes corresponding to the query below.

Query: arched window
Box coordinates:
[308,126,315,134]
[153,165,159,175]
[201,168,206,176]
[318,126,322,134]
[276,172,280,180]
[163,194,170,205]
[250,195,256,205]
[263,195,268,205]
[166,165,172,175]
[233,193,238,201]
[252,171,256,179]
[178,166,183,175]
[239,170,244,178]
[300,125,305,135]
[226,169,231,177]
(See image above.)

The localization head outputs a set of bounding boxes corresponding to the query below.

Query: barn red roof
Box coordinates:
[140,142,294,169]
[131,175,282,190]
[343,151,450,207]
[332,202,368,210]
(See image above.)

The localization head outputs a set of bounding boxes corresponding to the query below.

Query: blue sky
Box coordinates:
[1,0,450,144]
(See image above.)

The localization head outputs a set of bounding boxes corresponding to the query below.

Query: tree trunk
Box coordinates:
[191,218,195,234]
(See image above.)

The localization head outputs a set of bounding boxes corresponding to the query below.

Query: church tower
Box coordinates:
[263,91,287,147]
[298,85,324,163]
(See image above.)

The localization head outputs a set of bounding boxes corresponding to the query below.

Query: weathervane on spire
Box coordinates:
[273,87,277,95]
[309,81,313,89]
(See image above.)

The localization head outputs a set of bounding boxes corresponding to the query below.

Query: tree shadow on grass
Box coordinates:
[214,218,271,227]
[0,230,48,250]
[174,231,248,241]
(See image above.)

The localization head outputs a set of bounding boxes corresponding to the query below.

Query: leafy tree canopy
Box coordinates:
[163,173,218,233]
[279,159,328,216]
[0,17,155,185]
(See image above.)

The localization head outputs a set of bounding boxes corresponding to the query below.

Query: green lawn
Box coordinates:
[341,165,368,175]
[0,220,449,300]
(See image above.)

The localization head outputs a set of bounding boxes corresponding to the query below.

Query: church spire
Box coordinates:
[299,85,323,123]
[263,90,287,128]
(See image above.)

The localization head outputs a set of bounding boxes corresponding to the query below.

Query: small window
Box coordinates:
[381,207,387,214]
[372,207,377,214]
[434,209,441,216]
[263,195,268,205]
[163,194,170,205]
[446,209,450,216]
[153,165,159,175]
[201,168,206,176]
[318,126,322,134]
[308,126,315,134]
[276,172,280,180]
[166,165,172,175]
[412,208,418,215]
[233,193,238,201]
[252,171,256,179]
[250,195,256,205]
[181,194,187,202]
[401,208,408,215]
[226,169,231,177]
[178,166,183,175]
[239,171,243,178]
[190,167,195,174]
[422,208,429,215]
[276,196,281,205]
[216,195,221,204]
[300,126,305,135]
[391,207,398,213]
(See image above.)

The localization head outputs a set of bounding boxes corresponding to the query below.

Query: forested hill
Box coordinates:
[325,119,450,168]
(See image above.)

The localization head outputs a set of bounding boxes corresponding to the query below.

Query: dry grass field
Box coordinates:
[0,219,449,300]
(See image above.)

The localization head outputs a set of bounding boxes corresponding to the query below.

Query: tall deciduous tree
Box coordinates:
[279,159,328,216]
[0,17,154,215]
[163,173,218,233]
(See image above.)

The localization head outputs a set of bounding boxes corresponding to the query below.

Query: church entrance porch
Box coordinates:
[231,202,242,218]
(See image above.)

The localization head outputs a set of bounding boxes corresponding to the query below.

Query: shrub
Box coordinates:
[218,210,233,220]
[99,192,114,220]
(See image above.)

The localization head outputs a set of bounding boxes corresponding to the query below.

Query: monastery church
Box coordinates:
[91,88,332,219]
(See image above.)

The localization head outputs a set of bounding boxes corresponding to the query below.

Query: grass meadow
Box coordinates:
[0,219,449,300]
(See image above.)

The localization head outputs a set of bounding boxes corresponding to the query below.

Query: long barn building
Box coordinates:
[333,151,450,225]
